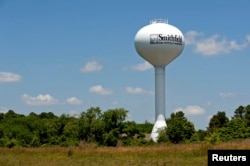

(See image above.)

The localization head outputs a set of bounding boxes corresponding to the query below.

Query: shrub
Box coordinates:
[205,132,221,144]
[6,139,18,148]
[158,130,169,143]
[104,131,118,147]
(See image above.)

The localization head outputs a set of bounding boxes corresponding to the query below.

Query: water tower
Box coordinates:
[134,19,185,142]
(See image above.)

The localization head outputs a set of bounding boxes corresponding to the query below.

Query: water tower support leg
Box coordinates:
[155,66,165,121]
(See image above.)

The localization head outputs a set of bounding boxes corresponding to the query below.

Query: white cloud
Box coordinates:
[132,61,153,71]
[22,94,58,106]
[174,105,205,116]
[219,92,235,99]
[185,31,250,56]
[126,86,154,95]
[80,61,103,73]
[89,85,112,95]
[185,31,203,45]
[126,87,144,94]
[0,72,22,83]
[66,97,82,105]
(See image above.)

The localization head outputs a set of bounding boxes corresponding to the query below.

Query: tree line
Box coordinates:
[0,107,152,147]
[0,105,250,147]
[158,105,250,144]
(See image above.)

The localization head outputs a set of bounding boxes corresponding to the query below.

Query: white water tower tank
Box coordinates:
[135,19,184,67]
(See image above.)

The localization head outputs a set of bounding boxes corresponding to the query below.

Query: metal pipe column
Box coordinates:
[155,66,165,121]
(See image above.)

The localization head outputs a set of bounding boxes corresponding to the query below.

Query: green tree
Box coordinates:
[104,130,118,147]
[162,111,195,144]
[190,129,207,142]
[62,118,79,146]
[0,115,34,147]
[102,108,128,132]
[157,129,169,143]
[234,106,245,119]
[136,121,153,133]
[218,118,250,141]
[79,107,103,142]
[37,118,59,145]
[208,111,229,133]
[39,112,57,119]
[102,108,128,146]
[55,114,71,137]
[122,121,137,138]
[233,105,250,127]
[245,105,250,126]
[5,110,24,119]
[0,113,4,122]
[91,118,105,144]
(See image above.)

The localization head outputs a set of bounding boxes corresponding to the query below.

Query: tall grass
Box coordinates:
[0,139,249,166]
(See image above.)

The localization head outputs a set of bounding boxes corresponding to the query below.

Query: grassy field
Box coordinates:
[0,140,250,166]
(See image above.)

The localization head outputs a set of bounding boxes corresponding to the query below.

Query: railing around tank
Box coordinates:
[150,19,168,24]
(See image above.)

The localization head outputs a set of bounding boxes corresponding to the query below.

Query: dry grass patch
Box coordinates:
[0,139,250,166]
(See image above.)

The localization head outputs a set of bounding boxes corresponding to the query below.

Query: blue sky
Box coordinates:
[0,0,250,129]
